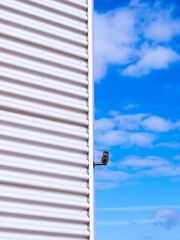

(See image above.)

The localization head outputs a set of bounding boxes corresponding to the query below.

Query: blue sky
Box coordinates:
[93,1,180,240]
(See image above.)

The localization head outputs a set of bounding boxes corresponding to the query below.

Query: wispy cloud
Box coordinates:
[174,155,180,160]
[95,118,115,131]
[141,116,174,132]
[115,113,148,131]
[123,103,139,111]
[122,46,180,77]
[96,206,180,229]
[118,156,170,170]
[96,130,156,148]
[95,112,180,188]
[152,207,180,229]
[95,113,175,133]
[95,155,180,188]
[96,218,166,226]
[156,142,180,149]
[96,205,180,212]
[94,7,136,81]
[95,113,176,149]
[175,120,180,129]
[94,0,180,81]
[96,169,130,181]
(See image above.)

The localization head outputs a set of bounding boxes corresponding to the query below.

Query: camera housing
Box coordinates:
[94,151,109,167]
[101,151,109,165]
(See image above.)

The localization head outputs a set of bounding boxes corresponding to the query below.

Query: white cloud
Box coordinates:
[144,20,180,42]
[141,116,174,132]
[95,113,180,151]
[175,120,180,129]
[94,0,180,81]
[94,113,176,148]
[123,103,138,110]
[96,169,130,181]
[122,46,180,77]
[96,130,126,146]
[96,205,180,212]
[95,181,120,189]
[109,110,120,117]
[174,155,180,160]
[141,165,180,177]
[96,130,155,148]
[118,155,180,178]
[142,2,180,42]
[118,156,169,170]
[95,113,175,133]
[94,113,180,189]
[153,208,180,229]
[95,112,174,147]
[96,218,166,226]
[96,205,180,229]
[95,168,130,189]
[94,8,136,81]
[95,118,114,131]
[129,132,155,147]
[156,142,180,149]
[95,154,180,188]
[96,207,180,228]
[115,113,147,131]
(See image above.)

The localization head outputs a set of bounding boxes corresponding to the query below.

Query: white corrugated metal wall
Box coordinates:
[0,0,94,239]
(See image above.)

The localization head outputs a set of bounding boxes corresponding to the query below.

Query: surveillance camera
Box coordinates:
[94,151,109,167]
[101,151,109,165]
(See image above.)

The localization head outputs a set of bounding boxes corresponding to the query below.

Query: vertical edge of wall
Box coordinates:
[88,0,95,239]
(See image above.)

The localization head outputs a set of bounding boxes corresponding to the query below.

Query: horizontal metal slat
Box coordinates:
[0,79,88,113]
[0,216,87,233]
[1,24,88,60]
[0,110,88,140]
[1,50,87,85]
[0,95,88,126]
[0,200,89,223]
[0,217,89,238]
[1,36,88,74]
[0,0,88,34]
[61,0,88,9]
[0,18,87,59]
[1,67,88,99]
[0,153,88,181]
[1,9,88,47]
[1,37,87,74]
[0,124,88,153]
[0,139,88,167]
[0,169,89,195]
[23,0,88,21]
[0,232,88,240]
[0,185,89,210]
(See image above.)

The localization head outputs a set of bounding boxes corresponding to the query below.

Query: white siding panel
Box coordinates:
[0,232,87,240]
[0,110,88,139]
[1,9,88,47]
[0,0,94,239]
[0,185,89,209]
[1,67,88,98]
[0,24,88,60]
[0,79,88,112]
[0,0,88,33]
[1,38,88,72]
[21,0,88,21]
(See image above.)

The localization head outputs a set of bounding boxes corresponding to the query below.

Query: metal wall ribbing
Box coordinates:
[0,0,94,239]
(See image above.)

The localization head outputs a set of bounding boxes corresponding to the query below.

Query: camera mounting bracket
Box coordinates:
[94,151,109,167]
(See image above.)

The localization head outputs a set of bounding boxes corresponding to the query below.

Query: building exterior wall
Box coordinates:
[0,0,94,239]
